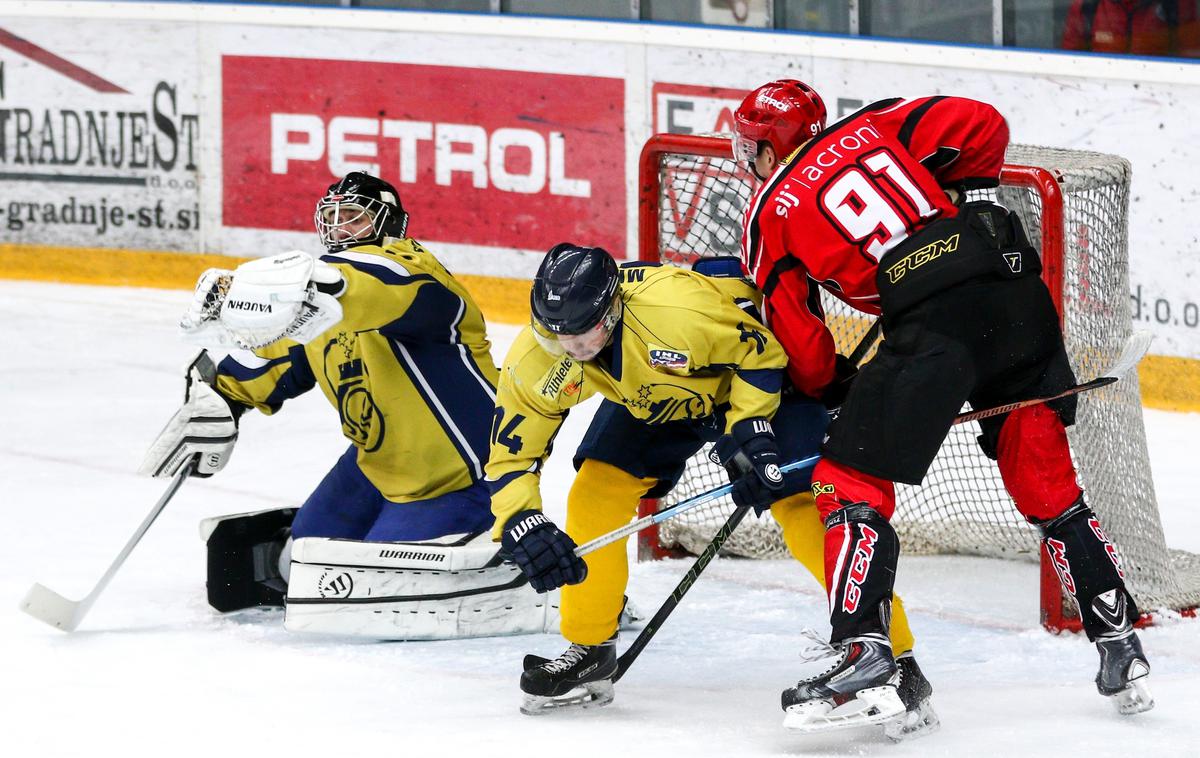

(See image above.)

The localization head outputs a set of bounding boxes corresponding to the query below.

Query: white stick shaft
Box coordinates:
[19,459,194,632]
[574,455,819,557]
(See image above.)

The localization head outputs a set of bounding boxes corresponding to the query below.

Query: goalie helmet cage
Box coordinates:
[636,132,1200,633]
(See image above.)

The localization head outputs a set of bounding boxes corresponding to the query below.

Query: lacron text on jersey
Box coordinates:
[779,121,883,190]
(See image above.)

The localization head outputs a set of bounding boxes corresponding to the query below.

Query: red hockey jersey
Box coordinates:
[739,96,1009,398]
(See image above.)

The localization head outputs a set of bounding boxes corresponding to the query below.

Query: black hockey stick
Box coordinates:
[614,504,751,682]
[846,318,882,366]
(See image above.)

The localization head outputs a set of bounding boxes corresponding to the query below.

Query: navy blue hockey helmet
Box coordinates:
[314,171,409,252]
[531,243,621,336]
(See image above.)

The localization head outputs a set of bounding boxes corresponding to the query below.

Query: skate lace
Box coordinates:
[796,628,837,663]
[793,628,846,683]
[543,644,589,675]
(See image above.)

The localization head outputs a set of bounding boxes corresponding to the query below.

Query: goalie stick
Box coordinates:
[19,457,196,632]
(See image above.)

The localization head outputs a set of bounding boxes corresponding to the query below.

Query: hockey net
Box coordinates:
[637,133,1200,631]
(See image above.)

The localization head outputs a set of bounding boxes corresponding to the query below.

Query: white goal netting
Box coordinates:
[641,135,1200,622]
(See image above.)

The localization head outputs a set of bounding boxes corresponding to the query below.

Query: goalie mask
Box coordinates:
[733,79,827,179]
[530,243,622,361]
[314,172,410,252]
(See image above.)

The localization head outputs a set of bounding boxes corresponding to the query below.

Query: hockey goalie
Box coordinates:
[139,173,578,640]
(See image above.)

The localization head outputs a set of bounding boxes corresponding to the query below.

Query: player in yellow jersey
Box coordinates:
[487,244,926,718]
[141,173,556,639]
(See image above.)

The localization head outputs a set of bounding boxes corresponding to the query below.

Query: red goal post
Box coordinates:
[635,132,1200,633]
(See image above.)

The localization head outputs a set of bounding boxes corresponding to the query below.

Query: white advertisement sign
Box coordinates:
[0,19,201,250]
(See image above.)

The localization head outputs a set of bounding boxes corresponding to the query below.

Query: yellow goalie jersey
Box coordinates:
[486,263,788,535]
[214,239,499,503]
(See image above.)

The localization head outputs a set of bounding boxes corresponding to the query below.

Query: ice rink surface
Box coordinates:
[3,281,1197,757]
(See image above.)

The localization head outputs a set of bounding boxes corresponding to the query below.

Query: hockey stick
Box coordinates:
[846,319,882,366]
[953,331,1151,425]
[573,454,819,558]
[19,457,197,632]
[614,503,751,682]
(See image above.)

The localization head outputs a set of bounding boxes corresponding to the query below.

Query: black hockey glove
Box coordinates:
[711,417,786,515]
[820,353,858,412]
[502,510,588,593]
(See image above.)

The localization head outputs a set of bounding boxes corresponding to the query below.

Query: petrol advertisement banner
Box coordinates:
[221,55,626,258]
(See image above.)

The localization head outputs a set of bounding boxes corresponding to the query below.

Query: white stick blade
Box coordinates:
[20,583,83,632]
[1106,331,1153,378]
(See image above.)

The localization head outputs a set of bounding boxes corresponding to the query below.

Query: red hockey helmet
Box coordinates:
[732,79,827,167]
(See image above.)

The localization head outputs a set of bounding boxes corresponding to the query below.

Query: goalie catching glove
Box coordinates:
[502,510,588,593]
[139,351,240,479]
[712,417,786,515]
[180,251,345,350]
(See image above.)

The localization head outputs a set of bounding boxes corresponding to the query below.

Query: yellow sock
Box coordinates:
[772,492,916,656]
[560,460,658,645]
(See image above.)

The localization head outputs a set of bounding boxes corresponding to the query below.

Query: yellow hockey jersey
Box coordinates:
[215,239,499,503]
[486,263,788,536]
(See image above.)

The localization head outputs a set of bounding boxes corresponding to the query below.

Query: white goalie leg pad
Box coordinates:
[284,532,560,640]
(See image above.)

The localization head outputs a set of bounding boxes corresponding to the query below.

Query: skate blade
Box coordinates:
[1111,676,1154,715]
[783,685,905,733]
[520,680,614,716]
[884,697,941,742]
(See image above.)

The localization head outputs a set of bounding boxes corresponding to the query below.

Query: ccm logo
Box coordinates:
[842,525,879,613]
[271,115,592,197]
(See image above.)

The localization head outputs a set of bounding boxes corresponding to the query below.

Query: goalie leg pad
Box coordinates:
[201,507,296,612]
[284,533,560,640]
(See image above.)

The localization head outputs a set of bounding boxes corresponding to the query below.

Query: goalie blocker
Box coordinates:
[201,508,560,640]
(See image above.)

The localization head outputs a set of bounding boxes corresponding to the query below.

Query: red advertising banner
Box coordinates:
[223,56,626,256]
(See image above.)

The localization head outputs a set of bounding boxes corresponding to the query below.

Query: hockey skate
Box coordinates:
[519,634,618,715]
[781,633,905,733]
[884,651,940,741]
[1096,630,1153,715]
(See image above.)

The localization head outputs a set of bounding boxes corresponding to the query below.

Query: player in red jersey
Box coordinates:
[733,80,1152,732]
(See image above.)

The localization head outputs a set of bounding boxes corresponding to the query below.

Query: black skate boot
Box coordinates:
[519,634,618,715]
[884,651,940,741]
[781,634,905,732]
[1096,630,1153,715]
